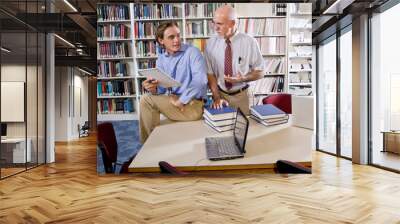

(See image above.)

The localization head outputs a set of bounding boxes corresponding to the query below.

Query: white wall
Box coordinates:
[71,72,89,138]
[1,65,41,138]
[54,67,89,141]
[55,66,69,141]
[1,63,46,165]
[1,65,26,138]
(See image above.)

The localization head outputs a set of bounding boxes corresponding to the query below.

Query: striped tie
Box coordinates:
[224,39,233,90]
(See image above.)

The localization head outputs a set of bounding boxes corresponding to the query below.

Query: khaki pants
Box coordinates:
[219,89,250,115]
[139,94,204,143]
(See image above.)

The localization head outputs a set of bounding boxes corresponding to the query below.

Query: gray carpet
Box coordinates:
[97,120,142,174]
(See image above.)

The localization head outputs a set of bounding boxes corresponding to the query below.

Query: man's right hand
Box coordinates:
[211,98,229,109]
[142,78,159,94]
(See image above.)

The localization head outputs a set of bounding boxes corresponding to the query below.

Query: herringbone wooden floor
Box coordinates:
[1,134,400,224]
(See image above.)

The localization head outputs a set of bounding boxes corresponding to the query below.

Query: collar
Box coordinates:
[164,44,188,57]
[218,29,239,42]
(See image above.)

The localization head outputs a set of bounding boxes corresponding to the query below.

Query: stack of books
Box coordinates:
[250,104,289,126]
[203,106,237,132]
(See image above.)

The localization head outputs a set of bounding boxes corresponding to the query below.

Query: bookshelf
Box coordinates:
[97,3,293,120]
[237,3,288,105]
[97,3,137,121]
[132,3,228,108]
[287,3,313,96]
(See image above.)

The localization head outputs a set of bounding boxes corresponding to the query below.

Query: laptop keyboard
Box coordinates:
[206,137,239,158]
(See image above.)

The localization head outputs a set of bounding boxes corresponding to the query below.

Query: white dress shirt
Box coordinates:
[204,31,264,92]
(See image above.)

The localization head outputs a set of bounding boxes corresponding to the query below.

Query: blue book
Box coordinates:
[250,104,287,120]
[203,106,236,121]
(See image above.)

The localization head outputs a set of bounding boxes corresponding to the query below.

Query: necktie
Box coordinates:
[224,39,233,90]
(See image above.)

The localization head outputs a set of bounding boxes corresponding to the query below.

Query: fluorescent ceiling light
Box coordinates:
[78,67,92,76]
[63,0,78,12]
[54,34,75,48]
[1,47,11,53]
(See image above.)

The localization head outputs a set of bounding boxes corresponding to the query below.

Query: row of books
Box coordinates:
[97,80,134,96]
[98,42,130,58]
[97,5,130,21]
[289,63,312,71]
[138,59,156,70]
[97,99,134,114]
[97,24,130,40]
[288,86,312,95]
[265,58,286,74]
[98,61,129,77]
[135,40,162,57]
[138,77,156,95]
[289,3,312,14]
[289,73,311,83]
[185,21,204,37]
[289,46,312,57]
[249,76,284,94]
[256,37,286,55]
[202,104,289,133]
[237,18,286,36]
[188,39,206,53]
[184,3,228,18]
[273,3,287,16]
[291,33,312,44]
[290,18,312,29]
[134,21,157,39]
[134,4,182,19]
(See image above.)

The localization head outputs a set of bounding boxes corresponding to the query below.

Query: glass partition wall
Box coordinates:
[370,2,400,171]
[316,26,353,159]
[317,35,337,155]
[0,1,46,179]
[339,26,352,159]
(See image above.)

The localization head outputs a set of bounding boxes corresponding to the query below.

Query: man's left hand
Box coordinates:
[169,95,184,111]
[224,72,245,84]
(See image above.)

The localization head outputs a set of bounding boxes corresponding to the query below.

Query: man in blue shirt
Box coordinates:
[140,22,208,143]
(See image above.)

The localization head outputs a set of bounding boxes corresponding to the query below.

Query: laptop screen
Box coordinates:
[233,109,249,153]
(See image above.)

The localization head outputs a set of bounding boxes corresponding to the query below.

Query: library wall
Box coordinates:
[96,3,312,122]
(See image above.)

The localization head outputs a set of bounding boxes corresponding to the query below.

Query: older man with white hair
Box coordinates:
[204,5,264,115]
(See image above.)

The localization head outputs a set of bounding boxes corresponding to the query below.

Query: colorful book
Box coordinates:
[250,104,287,120]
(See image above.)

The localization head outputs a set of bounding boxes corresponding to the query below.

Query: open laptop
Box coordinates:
[205,108,250,161]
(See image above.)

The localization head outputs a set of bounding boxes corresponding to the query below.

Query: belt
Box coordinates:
[218,84,249,96]
[167,94,204,102]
